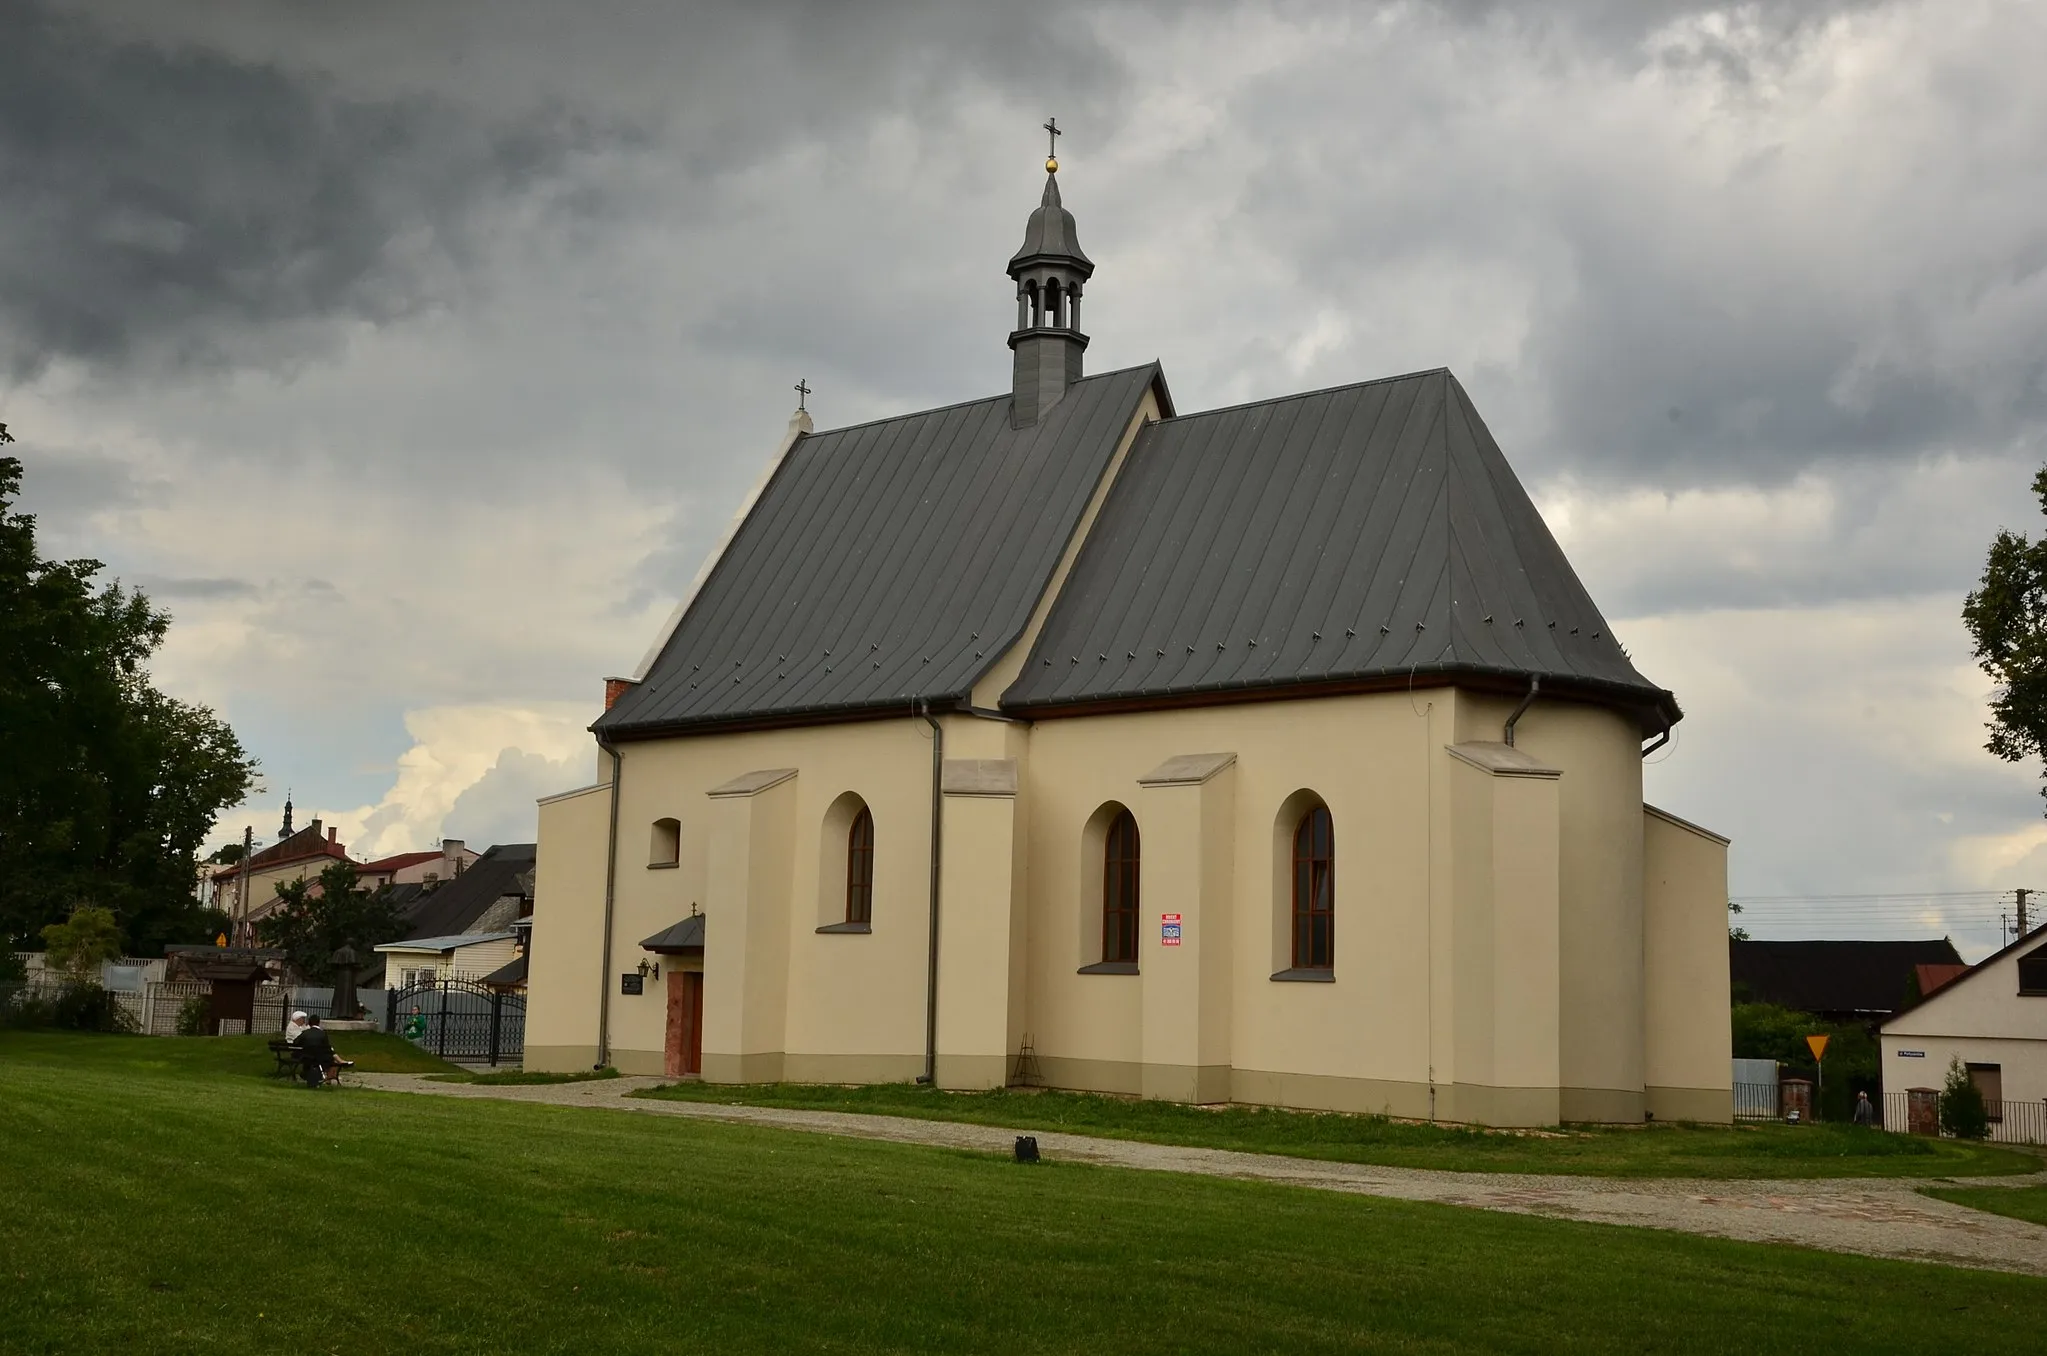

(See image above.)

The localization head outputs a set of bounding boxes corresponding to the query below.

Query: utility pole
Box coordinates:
[236,825,254,947]
[2018,887,2032,940]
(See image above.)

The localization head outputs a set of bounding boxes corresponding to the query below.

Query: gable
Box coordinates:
[998,369,1678,730]
[1884,933,2047,1037]
[600,364,1164,738]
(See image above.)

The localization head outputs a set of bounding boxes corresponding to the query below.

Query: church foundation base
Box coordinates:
[524,1043,600,1074]
[1560,1086,1647,1124]
[700,1052,787,1084]
[611,1047,664,1077]
[1646,1085,1733,1124]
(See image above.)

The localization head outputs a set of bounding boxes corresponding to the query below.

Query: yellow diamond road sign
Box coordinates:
[1806,1034,1830,1061]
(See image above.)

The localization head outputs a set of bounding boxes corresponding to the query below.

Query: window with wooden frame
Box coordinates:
[1291,804,1334,970]
[1968,1063,2004,1121]
[845,807,875,926]
[1102,809,1140,964]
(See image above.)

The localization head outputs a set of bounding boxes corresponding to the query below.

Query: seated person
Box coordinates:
[296,1015,355,1087]
[284,1011,309,1045]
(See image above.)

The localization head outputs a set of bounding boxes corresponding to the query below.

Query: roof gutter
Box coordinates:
[1640,714,1671,759]
[916,702,944,1085]
[1503,675,1540,747]
[594,740,623,1070]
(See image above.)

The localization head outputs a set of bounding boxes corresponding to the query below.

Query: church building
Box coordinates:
[525,145,1733,1126]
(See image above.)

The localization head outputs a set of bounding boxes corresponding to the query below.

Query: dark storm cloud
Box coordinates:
[0,3,598,378]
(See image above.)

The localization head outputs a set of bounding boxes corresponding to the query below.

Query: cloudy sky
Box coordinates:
[7,1,2046,956]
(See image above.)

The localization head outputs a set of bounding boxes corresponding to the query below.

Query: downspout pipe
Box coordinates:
[916,702,945,1085]
[594,740,623,1070]
[1503,675,1540,747]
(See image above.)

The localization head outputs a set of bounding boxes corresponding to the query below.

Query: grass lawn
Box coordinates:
[635,1079,2042,1179]
[1926,1184,2047,1228]
[1,1033,2043,1355]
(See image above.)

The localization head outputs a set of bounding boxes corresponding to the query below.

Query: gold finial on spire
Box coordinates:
[1043,116,1060,173]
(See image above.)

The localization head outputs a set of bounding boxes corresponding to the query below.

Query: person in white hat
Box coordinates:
[285,1011,309,1045]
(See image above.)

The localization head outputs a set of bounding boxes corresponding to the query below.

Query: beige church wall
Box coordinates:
[933,763,1026,1089]
[593,718,941,1080]
[1021,690,1448,1112]
[1441,743,1563,1124]
[1463,694,1648,1121]
[1642,806,1733,1122]
[525,783,613,1072]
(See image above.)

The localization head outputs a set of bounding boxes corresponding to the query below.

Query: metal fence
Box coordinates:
[3,976,288,1036]
[385,978,523,1065]
[1732,1080,1780,1120]
[1879,1091,2047,1145]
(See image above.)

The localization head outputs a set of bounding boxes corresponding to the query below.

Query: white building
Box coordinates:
[1880,930,2047,1137]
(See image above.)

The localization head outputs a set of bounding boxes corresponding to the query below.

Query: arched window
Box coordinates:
[845,807,874,925]
[1102,809,1140,963]
[649,817,680,868]
[1291,805,1334,970]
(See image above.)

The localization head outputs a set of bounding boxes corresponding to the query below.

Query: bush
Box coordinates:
[51,981,135,1033]
[2,980,134,1032]
[1941,1056,1991,1141]
[175,994,210,1037]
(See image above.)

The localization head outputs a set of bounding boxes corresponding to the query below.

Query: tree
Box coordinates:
[1730,1001,1880,1121]
[1727,899,1749,942]
[0,448,257,956]
[1964,466,2047,809]
[39,905,125,976]
[256,862,407,984]
[1940,1055,1991,1141]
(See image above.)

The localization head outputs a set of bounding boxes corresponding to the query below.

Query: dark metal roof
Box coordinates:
[479,953,528,988]
[641,914,705,953]
[1000,368,1679,730]
[599,364,1165,739]
[1731,938,1965,1017]
[399,843,535,942]
[1009,172,1091,273]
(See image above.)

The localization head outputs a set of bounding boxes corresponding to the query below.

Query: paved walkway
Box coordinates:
[355,1073,2047,1276]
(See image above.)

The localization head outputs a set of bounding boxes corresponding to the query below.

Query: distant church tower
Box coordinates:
[1008,119,1094,426]
[280,792,294,839]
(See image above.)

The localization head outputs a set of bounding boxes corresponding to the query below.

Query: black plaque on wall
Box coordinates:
[620,973,645,996]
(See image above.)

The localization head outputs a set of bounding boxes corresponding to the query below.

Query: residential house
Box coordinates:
[357,840,481,891]
[1730,939,1965,1027]
[364,843,537,987]
[1880,929,2047,1140]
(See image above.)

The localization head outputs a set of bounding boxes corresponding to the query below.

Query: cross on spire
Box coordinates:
[1043,116,1061,170]
[794,378,811,412]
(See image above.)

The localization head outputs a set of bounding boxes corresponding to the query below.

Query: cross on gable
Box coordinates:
[794,378,811,412]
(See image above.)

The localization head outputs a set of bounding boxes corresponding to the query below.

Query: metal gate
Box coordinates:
[385,978,524,1065]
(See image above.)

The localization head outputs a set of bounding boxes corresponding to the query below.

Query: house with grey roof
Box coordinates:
[524,142,1731,1123]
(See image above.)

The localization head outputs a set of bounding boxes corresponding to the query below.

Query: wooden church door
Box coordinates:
[665,970,703,1077]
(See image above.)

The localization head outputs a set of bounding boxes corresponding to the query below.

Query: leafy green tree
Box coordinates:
[39,905,125,976]
[1965,466,2047,808]
[1730,1002,1880,1121]
[0,447,257,955]
[256,862,407,984]
[1940,1056,1991,1140]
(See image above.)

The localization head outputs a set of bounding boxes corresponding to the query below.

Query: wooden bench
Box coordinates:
[267,1039,306,1077]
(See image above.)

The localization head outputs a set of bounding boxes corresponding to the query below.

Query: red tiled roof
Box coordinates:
[1913,962,1968,999]
[358,850,443,874]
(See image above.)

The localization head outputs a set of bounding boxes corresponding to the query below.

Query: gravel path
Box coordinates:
[355,1073,2047,1276]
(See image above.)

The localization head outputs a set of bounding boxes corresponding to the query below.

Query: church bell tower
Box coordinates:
[1008,119,1094,426]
